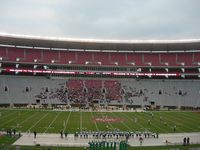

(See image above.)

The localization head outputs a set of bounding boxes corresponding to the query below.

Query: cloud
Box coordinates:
[0,0,200,40]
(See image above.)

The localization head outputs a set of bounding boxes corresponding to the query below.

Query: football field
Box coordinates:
[0,109,200,134]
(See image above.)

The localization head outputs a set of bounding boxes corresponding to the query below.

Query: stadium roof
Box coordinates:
[0,33,200,52]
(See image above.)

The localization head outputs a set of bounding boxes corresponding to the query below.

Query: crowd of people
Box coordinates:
[33,79,190,109]
[34,80,123,105]
[74,130,159,141]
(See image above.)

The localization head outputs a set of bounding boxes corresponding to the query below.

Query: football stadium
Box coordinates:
[0,33,200,150]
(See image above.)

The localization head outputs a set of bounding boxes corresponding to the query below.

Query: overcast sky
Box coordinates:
[0,0,200,40]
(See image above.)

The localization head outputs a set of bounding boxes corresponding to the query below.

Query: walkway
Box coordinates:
[13,132,200,147]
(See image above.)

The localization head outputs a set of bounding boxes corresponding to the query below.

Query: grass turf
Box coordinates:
[0,109,200,134]
[0,135,19,145]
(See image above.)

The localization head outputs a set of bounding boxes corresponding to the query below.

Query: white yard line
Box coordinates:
[11,112,39,130]
[0,111,29,127]
[100,112,115,130]
[126,112,167,132]
[43,112,61,133]
[90,111,99,131]
[162,113,194,131]
[179,113,200,124]
[27,113,49,132]
[110,112,131,131]
[120,112,144,129]
[63,111,71,131]
[80,111,82,131]
[0,111,17,120]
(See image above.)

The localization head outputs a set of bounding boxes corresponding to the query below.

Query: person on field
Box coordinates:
[34,131,37,139]
[159,116,162,122]
[60,130,63,138]
[148,119,151,125]
[183,137,186,146]
[65,131,68,139]
[186,137,190,145]
[139,136,143,146]
[134,117,138,123]
[13,129,16,135]
[173,125,176,132]
[151,113,154,119]
[156,133,159,138]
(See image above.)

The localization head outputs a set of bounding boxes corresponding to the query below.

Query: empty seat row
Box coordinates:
[0,47,200,66]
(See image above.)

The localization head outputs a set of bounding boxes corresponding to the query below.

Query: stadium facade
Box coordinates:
[0,33,200,109]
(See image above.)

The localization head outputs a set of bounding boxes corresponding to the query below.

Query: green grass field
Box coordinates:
[0,109,200,134]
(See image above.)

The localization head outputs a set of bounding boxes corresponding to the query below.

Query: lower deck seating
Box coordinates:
[0,76,200,107]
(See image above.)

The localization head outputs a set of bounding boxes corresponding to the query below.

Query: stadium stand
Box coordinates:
[126,53,143,66]
[0,34,200,109]
[84,79,103,101]
[67,79,84,104]
[25,48,42,62]
[93,52,110,66]
[0,46,200,67]
[160,53,177,66]
[0,75,199,109]
[104,80,122,102]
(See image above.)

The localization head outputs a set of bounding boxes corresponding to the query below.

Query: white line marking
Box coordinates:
[44,112,61,133]
[80,111,82,131]
[120,112,144,129]
[101,112,115,130]
[0,110,16,120]
[63,111,71,132]
[27,113,49,132]
[11,112,39,130]
[0,111,29,127]
[90,111,99,131]
[110,112,131,131]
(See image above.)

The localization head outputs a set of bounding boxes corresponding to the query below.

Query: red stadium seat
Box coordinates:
[7,47,25,61]
[177,53,193,66]
[127,53,143,66]
[143,53,160,66]
[0,47,7,59]
[59,51,76,64]
[25,48,42,62]
[76,52,93,65]
[43,50,59,63]
[110,53,126,66]
[93,52,110,66]
[160,53,177,66]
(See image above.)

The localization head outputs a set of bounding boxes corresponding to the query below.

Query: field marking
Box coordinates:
[100,112,115,130]
[178,112,200,124]
[162,113,195,131]
[110,112,131,131]
[80,111,82,131]
[0,116,20,127]
[11,111,39,130]
[136,112,168,133]
[151,113,181,132]
[0,110,17,120]
[43,112,62,133]
[121,112,167,133]
[0,111,29,128]
[63,111,71,132]
[27,113,49,132]
[120,112,144,130]
[90,111,99,131]
[148,112,194,132]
